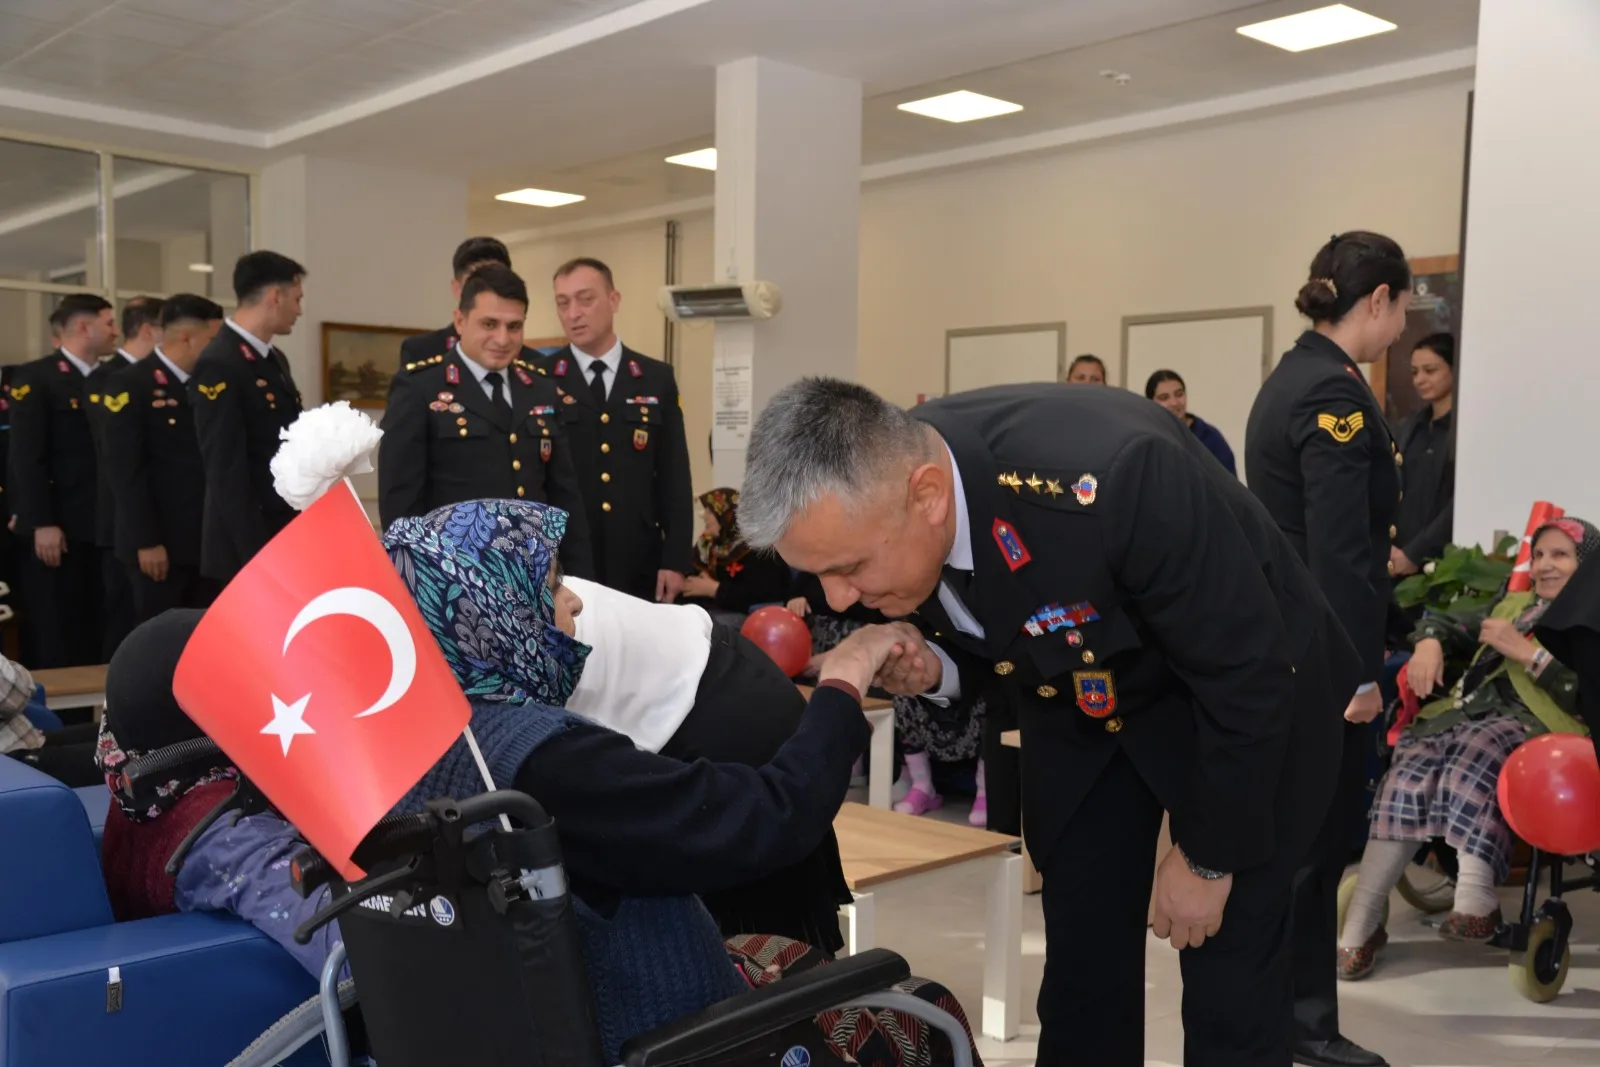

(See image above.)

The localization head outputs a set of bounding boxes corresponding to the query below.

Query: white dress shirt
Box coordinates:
[570,338,623,402]
[454,346,510,402]
[114,348,140,366]
[225,318,272,358]
[153,347,190,384]
[58,347,94,377]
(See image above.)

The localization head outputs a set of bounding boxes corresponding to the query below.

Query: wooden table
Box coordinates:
[32,665,109,713]
[833,802,1023,1041]
[798,685,896,809]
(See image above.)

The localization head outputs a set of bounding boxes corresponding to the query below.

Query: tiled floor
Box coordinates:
[853,792,1600,1067]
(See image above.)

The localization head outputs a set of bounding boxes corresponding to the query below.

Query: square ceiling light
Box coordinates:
[897,90,1023,123]
[1237,5,1397,52]
[495,188,586,208]
[666,148,718,171]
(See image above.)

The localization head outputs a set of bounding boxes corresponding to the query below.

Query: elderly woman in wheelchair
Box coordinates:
[1337,517,1596,980]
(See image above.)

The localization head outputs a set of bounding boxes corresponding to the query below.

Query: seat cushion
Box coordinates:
[74,786,110,854]
[0,756,112,942]
[0,912,323,1067]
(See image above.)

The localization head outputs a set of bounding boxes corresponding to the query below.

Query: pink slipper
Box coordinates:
[968,796,988,828]
[894,786,943,816]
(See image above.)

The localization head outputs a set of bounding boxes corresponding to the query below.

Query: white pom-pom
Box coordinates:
[271,402,384,511]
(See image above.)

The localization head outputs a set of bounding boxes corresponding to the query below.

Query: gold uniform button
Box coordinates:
[509,433,518,444]
[167,418,177,426]
[458,429,468,437]
[1396,453,1404,466]
[601,443,611,454]
[1105,716,1124,734]
[516,487,525,498]
[994,661,1014,676]
[1081,651,1095,665]
[1037,685,1058,699]
[1389,525,1398,539]
[601,472,611,483]
[512,460,522,471]
[601,413,610,424]
[602,502,612,512]
[456,417,467,426]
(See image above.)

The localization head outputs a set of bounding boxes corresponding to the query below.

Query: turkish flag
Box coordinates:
[173,481,469,878]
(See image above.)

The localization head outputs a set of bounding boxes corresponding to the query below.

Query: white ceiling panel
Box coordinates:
[78,7,216,49]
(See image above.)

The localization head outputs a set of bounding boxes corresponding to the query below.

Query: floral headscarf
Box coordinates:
[696,487,749,572]
[384,500,590,706]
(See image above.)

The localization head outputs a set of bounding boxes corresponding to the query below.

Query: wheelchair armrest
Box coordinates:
[620,948,911,1067]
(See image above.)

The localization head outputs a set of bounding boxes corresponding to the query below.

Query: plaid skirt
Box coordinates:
[1369,714,1532,881]
[725,934,982,1067]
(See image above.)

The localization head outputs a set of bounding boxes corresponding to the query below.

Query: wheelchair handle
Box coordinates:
[122,736,231,791]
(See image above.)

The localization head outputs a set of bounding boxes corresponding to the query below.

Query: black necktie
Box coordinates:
[484,371,512,424]
[589,362,608,409]
[942,564,975,608]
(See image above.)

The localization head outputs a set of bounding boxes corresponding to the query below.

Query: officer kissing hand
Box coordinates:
[818,623,924,698]
[1151,845,1233,951]
[869,622,943,696]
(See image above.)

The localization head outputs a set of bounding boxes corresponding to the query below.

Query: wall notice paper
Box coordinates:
[712,348,754,450]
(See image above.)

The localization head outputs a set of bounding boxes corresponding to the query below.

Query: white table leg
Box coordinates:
[981,853,1023,1041]
[866,707,895,810]
[840,891,876,956]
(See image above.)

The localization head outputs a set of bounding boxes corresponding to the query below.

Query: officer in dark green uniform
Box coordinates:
[1245,231,1412,1067]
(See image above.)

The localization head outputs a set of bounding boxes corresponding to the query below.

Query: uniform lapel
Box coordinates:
[447,351,498,428]
[914,408,1040,660]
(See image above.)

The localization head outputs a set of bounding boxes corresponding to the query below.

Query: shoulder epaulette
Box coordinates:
[404,354,445,373]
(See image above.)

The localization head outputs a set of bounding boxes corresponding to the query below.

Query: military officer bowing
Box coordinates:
[379,265,594,577]
[740,378,1365,1067]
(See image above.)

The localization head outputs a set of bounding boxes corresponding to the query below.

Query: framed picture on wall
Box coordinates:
[322,322,428,408]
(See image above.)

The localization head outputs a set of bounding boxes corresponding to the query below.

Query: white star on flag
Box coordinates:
[261,693,315,756]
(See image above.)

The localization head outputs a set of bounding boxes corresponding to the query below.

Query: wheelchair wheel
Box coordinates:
[1509,916,1571,1003]
[1396,864,1455,915]
[1337,870,1388,937]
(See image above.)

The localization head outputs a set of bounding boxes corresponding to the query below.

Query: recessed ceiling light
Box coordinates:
[897,90,1023,124]
[1237,4,1396,53]
[495,188,586,208]
[187,262,214,273]
[665,148,717,171]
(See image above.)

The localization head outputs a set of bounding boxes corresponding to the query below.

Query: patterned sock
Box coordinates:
[1340,838,1411,948]
[974,759,986,799]
[1453,853,1500,917]
[903,750,934,793]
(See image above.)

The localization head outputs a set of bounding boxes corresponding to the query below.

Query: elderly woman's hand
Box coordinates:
[1479,618,1537,667]
[680,573,720,599]
[818,623,930,698]
[786,597,811,618]
[1408,637,1446,697]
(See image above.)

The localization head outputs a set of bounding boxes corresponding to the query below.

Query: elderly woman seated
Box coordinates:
[384,499,980,1067]
[1338,517,1596,979]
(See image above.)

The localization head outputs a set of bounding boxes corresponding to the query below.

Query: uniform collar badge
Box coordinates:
[1071,473,1098,506]
[992,518,1031,572]
[57,359,69,373]
[239,343,257,362]
[627,359,643,378]
[554,358,569,377]
[515,367,533,386]
[153,368,168,386]
[445,364,460,385]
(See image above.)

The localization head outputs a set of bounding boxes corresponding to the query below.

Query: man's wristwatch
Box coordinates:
[1179,846,1227,881]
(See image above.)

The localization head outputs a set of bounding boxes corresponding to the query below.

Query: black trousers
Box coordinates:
[16,723,102,787]
[16,539,103,668]
[1290,720,1370,1042]
[127,562,220,623]
[100,547,137,660]
[1036,752,1300,1067]
[660,623,853,953]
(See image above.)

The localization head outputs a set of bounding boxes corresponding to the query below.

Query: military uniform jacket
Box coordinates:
[7,351,99,542]
[914,385,1364,874]
[189,324,304,581]
[534,347,694,591]
[85,353,140,548]
[377,346,596,578]
[1244,331,1401,682]
[101,356,205,568]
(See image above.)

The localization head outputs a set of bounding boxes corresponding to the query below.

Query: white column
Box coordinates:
[1455,0,1600,544]
[711,57,861,487]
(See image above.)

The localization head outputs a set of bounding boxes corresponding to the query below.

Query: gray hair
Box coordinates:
[740,378,933,549]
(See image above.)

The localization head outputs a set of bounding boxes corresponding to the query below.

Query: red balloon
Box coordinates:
[741,606,813,678]
[1497,733,1600,856]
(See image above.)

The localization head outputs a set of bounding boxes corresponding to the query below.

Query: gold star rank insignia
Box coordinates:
[1025,473,1044,493]
[1316,412,1365,444]
[1045,478,1064,498]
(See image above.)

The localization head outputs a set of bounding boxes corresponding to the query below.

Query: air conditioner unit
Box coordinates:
[658,281,782,323]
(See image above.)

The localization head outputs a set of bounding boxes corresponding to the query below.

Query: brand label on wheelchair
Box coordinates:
[781,1047,811,1067]
[355,893,459,928]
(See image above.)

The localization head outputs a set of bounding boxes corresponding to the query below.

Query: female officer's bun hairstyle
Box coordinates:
[1295,230,1412,324]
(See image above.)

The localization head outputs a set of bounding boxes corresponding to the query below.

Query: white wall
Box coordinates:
[1455,0,1600,546]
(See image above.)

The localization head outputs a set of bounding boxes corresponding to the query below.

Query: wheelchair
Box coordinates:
[222,784,973,1067]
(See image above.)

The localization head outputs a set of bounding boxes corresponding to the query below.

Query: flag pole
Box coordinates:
[461,725,515,832]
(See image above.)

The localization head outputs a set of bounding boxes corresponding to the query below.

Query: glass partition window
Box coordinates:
[0,139,102,288]
[113,157,250,304]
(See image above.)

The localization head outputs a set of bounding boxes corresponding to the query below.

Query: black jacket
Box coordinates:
[1392,405,1454,566]
[686,549,792,615]
[101,355,206,568]
[1245,331,1401,682]
[533,346,694,598]
[7,351,99,541]
[914,384,1362,875]
[377,348,595,578]
[189,324,304,581]
[85,352,142,548]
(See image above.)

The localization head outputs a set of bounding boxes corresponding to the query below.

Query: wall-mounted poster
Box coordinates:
[322,322,429,408]
[1371,255,1461,423]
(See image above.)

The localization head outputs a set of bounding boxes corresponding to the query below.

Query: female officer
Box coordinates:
[1244,230,1411,1067]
